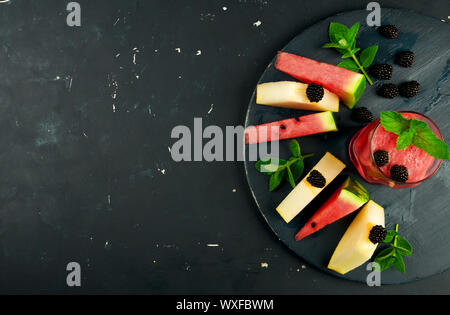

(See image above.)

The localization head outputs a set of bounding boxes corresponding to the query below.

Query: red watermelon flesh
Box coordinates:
[275,52,366,108]
[245,111,337,144]
[295,177,369,242]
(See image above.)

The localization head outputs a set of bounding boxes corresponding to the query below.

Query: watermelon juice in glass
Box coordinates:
[349,111,445,189]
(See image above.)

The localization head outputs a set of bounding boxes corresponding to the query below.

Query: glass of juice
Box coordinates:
[349,111,443,189]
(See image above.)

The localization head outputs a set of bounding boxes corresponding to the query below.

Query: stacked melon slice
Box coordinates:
[249,52,366,143]
[295,177,369,241]
[252,52,378,275]
[256,52,366,112]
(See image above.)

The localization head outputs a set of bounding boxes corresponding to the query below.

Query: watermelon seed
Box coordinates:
[280,124,286,130]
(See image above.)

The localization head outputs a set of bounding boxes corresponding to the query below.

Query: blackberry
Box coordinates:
[373,150,389,167]
[390,165,409,183]
[397,51,415,67]
[369,64,393,80]
[379,25,399,39]
[352,107,374,123]
[306,170,326,188]
[399,81,420,98]
[306,83,324,102]
[377,83,399,99]
[369,225,387,244]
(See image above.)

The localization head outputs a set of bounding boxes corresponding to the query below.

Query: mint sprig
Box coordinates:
[255,140,313,191]
[380,111,450,160]
[322,22,378,85]
[373,224,412,273]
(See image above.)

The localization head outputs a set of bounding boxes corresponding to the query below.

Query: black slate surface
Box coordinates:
[244,8,450,284]
[0,0,449,294]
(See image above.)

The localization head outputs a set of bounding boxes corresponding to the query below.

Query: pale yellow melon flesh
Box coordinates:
[276,152,346,223]
[328,200,385,275]
[256,81,339,112]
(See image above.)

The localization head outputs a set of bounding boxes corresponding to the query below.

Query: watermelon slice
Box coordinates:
[295,177,369,241]
[275,52,366,109]
[245,111,337,144]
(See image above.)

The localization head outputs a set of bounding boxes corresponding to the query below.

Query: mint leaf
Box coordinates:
[383,230,397,243]
[393,236,413,256]
[269,169,285,191]
[393,254,406,273]
[374,247,395,261]
[290,159,304,181]
[255,158,286,174]
[329,22,349,44]
[380,111,410,135]
[410,118,428,131]
[289,140,301,157]
[337,59,359,72]
[412,126,450,160]
[396,129,415,150]
[359,45,379,68]
[341,48,360,59]
[374,248,396,271]
[345,22,360,48]
[328,22,350,54]
[285,166,296,188]
[322,42,345,49]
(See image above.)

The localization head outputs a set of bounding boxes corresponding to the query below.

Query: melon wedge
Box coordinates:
[295,177,369,241]
[276,152,346,223]
[275,52,366,109]
[328,200,385,275]
[245,111,338,144]
[256,81,339,112]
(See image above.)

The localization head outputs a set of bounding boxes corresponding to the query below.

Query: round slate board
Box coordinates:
[244,8,450,284]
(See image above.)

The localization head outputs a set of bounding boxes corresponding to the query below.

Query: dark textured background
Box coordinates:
[0,0,448,294]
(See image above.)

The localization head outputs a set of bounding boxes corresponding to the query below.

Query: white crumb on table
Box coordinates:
[196,50,202,56]
[260,262,269,268]
[253,20,262,27]
[175,47,181,53]
[207,244,219,247]
[207,103,214,114]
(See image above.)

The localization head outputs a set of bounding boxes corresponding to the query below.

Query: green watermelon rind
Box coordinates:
[340,177,369,205]
[344,75,366,109]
